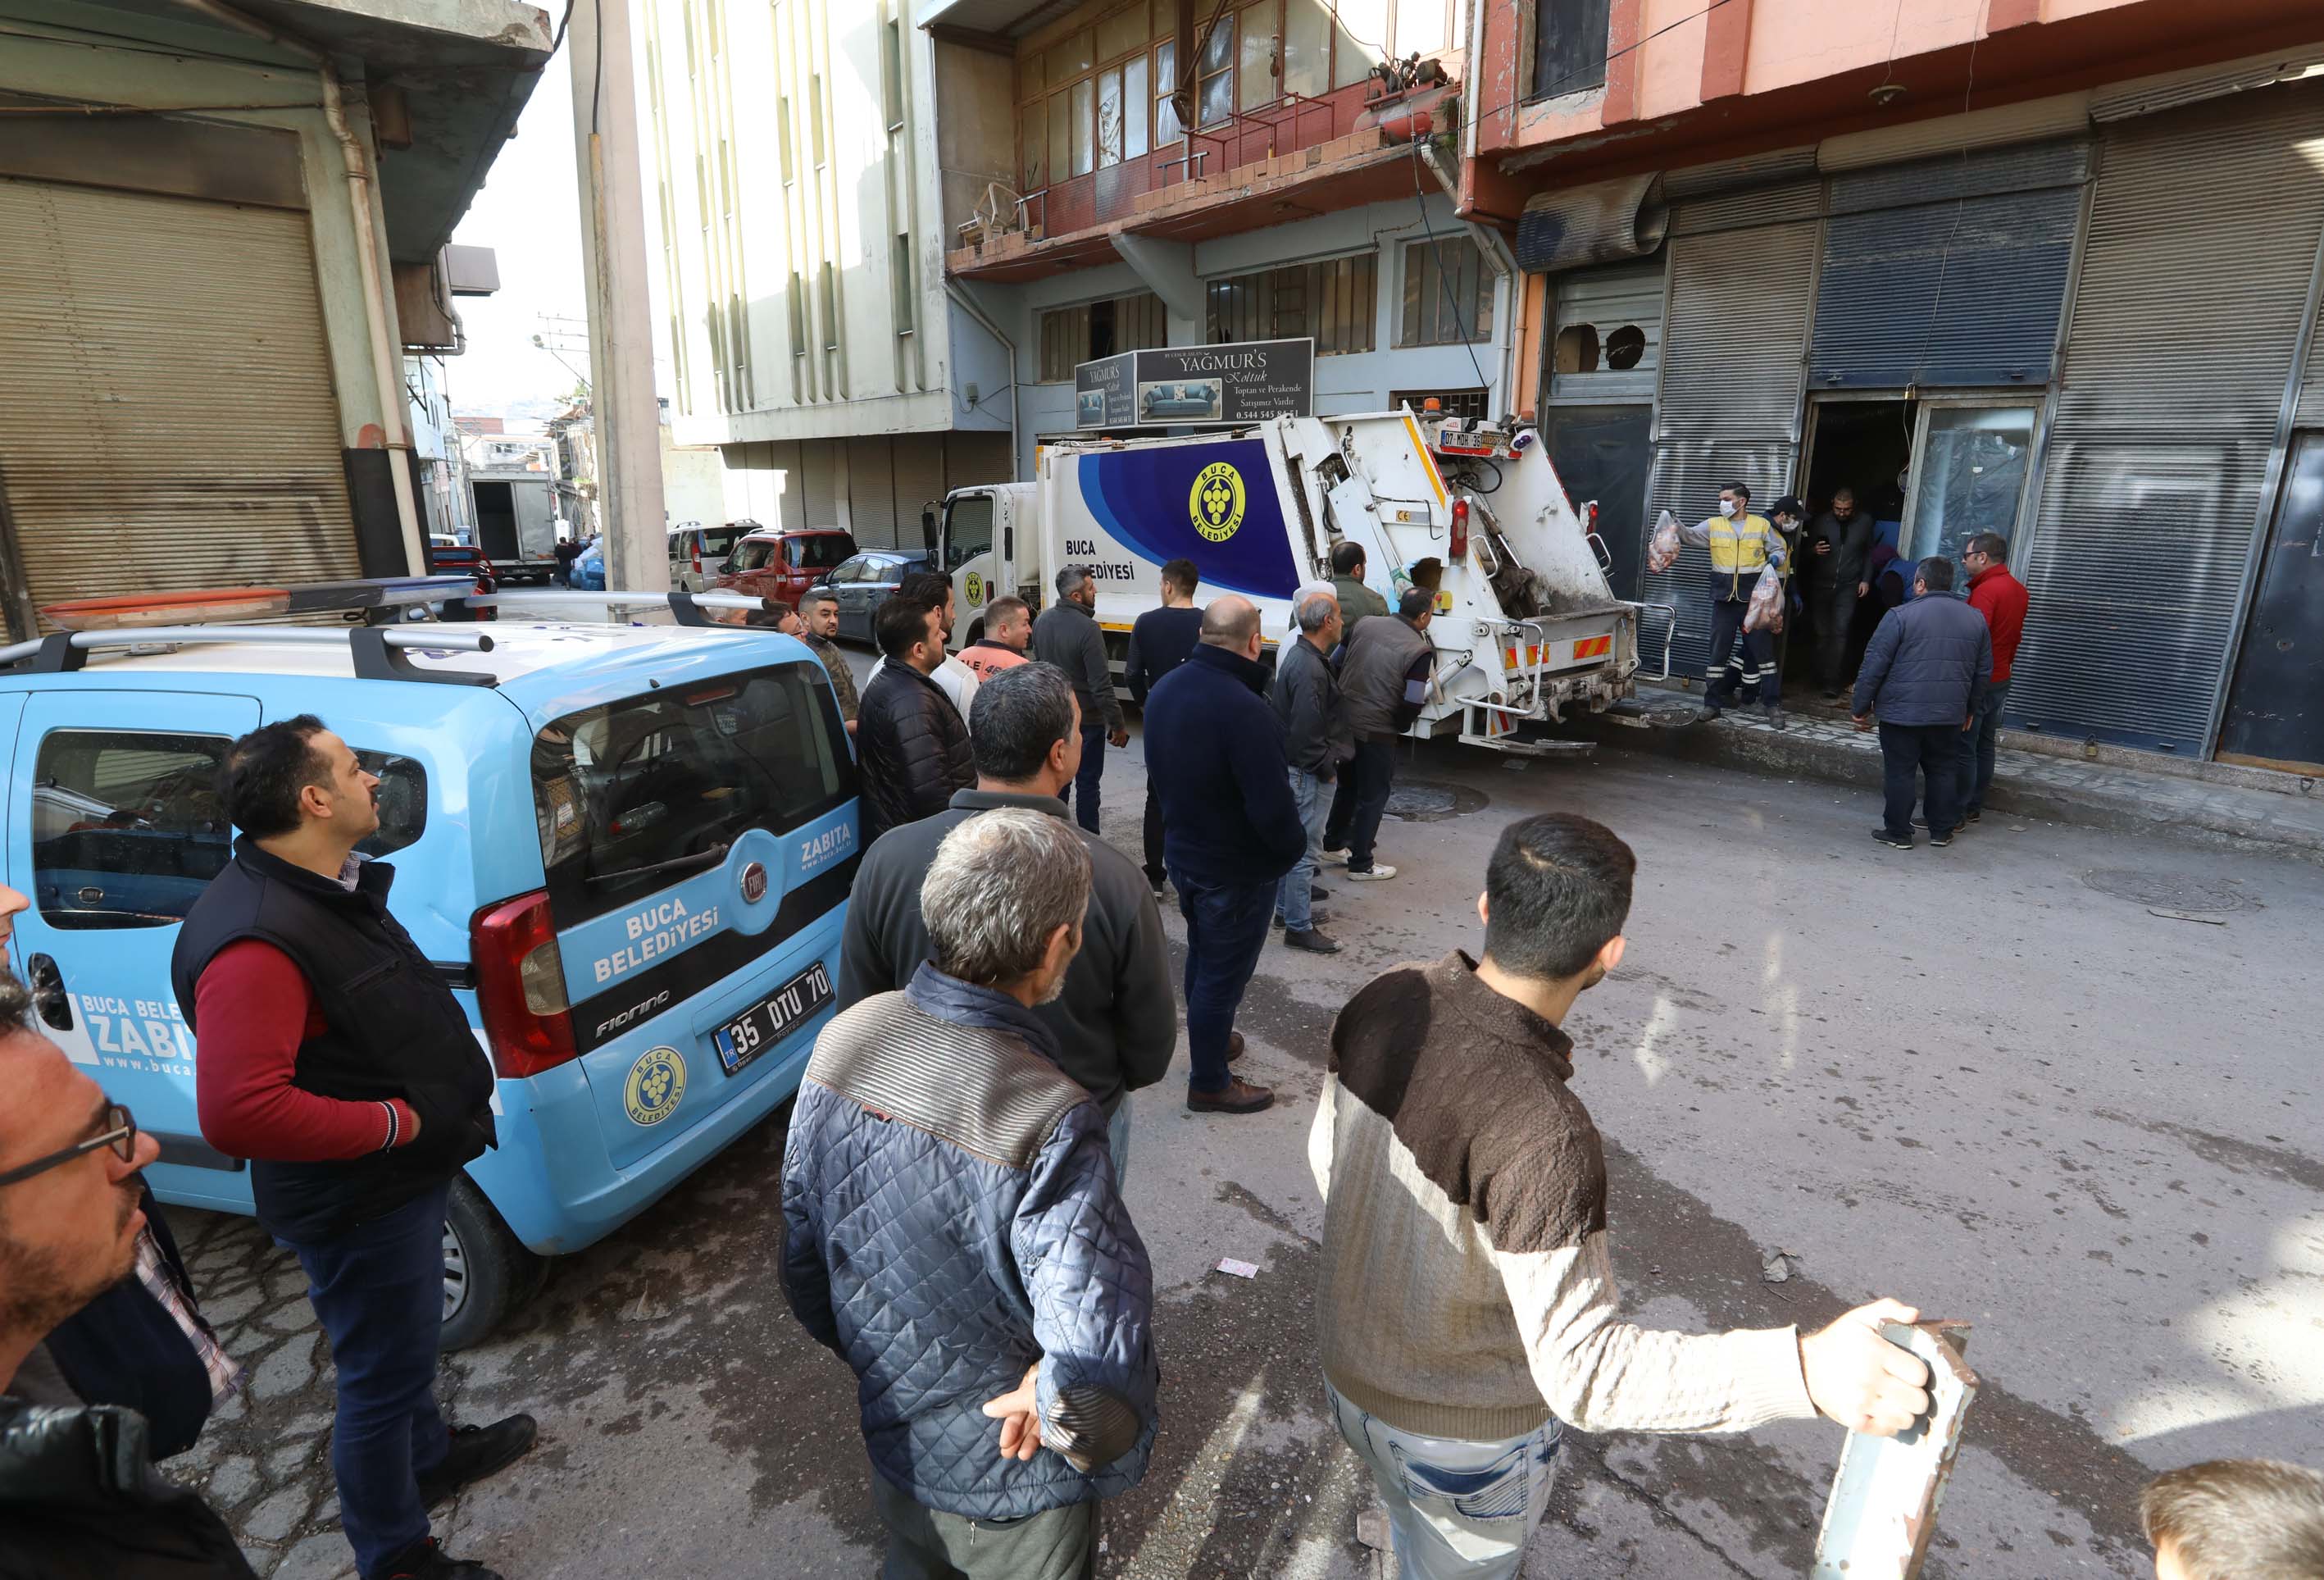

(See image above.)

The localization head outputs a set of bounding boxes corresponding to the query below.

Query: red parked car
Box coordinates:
[712,528,857,609]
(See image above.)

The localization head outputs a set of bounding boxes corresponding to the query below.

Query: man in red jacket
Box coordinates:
[1958,532,2030,824]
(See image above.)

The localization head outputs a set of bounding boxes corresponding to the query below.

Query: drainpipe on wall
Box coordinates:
[171,0,426,575]
[1419,139,1522,419]
[945,283,1020,480]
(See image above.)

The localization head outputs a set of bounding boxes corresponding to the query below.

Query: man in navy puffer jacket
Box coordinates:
[1851,557,1992,851]
[781,809,1157,1580]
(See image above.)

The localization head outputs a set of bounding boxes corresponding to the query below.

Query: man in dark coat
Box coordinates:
[837,663,1176,1184]
[1801,486,1875,698]
[856,594,976,843]
[1143,597,1307,1116]
[1123,558,1203,897]
[1852,558,1993,851]
[1323,588,1435,881]
[1030,565,1128,834]
[1271,589,1349,954]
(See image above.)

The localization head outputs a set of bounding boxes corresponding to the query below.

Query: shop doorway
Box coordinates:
[1794,398,1915,695]
[1542,405,1653,600]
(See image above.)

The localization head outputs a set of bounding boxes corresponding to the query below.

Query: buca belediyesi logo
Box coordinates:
[1189,461,1246,544]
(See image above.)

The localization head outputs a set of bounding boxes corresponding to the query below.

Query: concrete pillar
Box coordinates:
[572,0,670,593]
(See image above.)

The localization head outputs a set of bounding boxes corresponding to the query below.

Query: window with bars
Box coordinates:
[1399,238,1494,346]
[1038,291,1167,382]
[1203,253,1376,353]
[1389,386,1489,421]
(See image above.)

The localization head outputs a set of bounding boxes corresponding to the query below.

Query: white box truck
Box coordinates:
[927,408,1671,754]
[471,471,561,584]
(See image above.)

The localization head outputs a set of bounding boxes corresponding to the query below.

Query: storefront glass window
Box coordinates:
[1904,405,2035,575]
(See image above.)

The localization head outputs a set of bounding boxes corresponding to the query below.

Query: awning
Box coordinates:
[1513,171,1667,275]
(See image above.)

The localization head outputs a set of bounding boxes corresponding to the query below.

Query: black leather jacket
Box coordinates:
[854,663,975,843]
[0,1398,256,1578]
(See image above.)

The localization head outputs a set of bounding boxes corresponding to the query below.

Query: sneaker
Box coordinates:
[1871,827,1914,850]
[1284,927,1341,954]
[1148,879,1167,901]
[1694,704,1722,723]
[1319,847,1351,866]
[1762,703,1787,731]
[1227,1030,1245,1063]
[1912,815,1930,830]
[1963,808,1983,825]
[376,1538,503,1579]
[1346,864,1398,881]
[1187,1077,1275,1114]
[1929,831,1955,848]
[418,1415,538,1509]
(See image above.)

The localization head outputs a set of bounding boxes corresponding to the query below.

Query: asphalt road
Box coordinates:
[173,667,2324,1578]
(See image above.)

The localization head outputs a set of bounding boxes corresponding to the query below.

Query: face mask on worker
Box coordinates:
[1717,499,1738,519]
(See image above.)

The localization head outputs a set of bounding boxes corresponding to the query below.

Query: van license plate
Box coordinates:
[712,962,833,1076]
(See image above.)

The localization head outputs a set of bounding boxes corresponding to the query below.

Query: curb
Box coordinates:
[1572,706,2324,867]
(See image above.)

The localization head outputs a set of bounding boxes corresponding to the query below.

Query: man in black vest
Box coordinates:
[172,717,530,1580]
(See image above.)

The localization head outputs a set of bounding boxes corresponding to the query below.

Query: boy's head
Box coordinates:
[1478,813,1635,989]
[2144,1459,2324,1580]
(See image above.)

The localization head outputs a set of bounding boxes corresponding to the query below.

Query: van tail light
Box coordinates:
[1450,498,1470,561]
[472,890,578,1077]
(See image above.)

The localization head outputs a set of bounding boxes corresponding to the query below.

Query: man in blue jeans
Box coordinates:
[1144,597,1309,1116]
[1850,558,1993,851]
[1271,589,1348,953]
[175,717,534,1580]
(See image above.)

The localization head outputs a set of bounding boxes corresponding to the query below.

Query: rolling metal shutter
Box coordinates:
[2013,83,2324,754]
[890,433,947,549]
[1641,183,1820,681]
[802,439,840,530]
[847,436,899,546]
[1549,263,1664,402]
[1808,141,2088,389]
[0,179,357,629]
[2298,298,2324,428]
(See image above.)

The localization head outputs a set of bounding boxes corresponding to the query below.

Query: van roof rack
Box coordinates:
[39,577,484,632]
[0,626,498,685]
[444,589,779,626]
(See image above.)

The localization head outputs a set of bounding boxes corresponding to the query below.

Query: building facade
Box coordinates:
[634,0,1014,548]
[0,0,553,636]
[1464,0,2324,772]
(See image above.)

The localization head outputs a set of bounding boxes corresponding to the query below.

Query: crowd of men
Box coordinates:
[0,549,2307,1580]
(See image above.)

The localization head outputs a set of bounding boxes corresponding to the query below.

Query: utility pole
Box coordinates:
[570,0,668,594]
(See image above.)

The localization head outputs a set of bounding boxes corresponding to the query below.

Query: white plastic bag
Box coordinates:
[1743,564,1785,633]
[1644,509,1682,575]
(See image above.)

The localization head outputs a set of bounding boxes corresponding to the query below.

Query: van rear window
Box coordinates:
[789,535,855,569]
[530,662,853,927]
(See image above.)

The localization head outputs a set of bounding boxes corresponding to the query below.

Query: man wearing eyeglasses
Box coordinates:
[171,717,530,1580]
[0,973,259,1577]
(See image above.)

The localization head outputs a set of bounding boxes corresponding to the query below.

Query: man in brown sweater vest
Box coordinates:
[1309,813,1932,1578]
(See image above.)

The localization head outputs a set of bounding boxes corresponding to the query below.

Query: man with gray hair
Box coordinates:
[1271,588,1349,954]
[783,808,1160,1578]
[1032,565,1129,833]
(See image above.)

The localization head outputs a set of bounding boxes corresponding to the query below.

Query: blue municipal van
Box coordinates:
[0,594,857,1346]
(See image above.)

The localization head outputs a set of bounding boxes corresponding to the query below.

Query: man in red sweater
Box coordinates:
[171,717,530,1580]
[1958,532,2031,824]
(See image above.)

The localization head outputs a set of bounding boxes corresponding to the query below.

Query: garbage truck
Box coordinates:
[926,408,1671,754]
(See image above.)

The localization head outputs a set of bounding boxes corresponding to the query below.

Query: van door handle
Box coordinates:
[26,953,74,1031]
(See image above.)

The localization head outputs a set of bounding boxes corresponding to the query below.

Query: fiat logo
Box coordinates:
[740,861,769,904]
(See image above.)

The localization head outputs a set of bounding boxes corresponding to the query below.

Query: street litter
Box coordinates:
[1214,1258,1260,1279]
[1761,1250,1801,1283]
[2149,908,2227,926]
[1812,1322,1980,1579]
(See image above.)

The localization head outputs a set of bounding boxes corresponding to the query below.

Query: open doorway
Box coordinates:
[1792,397,1915,699]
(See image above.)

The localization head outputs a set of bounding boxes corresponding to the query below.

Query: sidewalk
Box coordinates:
[1576,685,2324,866]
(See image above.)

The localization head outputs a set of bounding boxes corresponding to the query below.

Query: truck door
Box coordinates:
[940,491,1007,635]
[9,691,262,1213]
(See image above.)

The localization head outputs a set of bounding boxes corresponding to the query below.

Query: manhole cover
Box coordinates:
[2081,869,2258,913]
[1385,779,1489,822]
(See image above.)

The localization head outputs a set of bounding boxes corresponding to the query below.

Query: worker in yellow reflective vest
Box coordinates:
[1678,481,1790,728]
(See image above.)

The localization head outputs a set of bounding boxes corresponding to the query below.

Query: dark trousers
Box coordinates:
[1065,722,1105,834]
[1804,579,1861,691]
[1141,785,1165,886]
[871,1473,1098,1580]
[1956,681,2009,815]
[1705,595,1781,708]
[1168,870,1276,1094]
[1321,739,1394,870]
[280,1183,453,1578]
[1880,723,1960,841]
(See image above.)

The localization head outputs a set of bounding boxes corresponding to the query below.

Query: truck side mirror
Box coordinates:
[921,508,938,554]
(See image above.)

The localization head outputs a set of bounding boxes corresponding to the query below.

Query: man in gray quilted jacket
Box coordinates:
[780,809,1158,1579]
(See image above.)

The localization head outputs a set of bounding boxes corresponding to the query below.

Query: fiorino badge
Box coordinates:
[625,1046,686,1126]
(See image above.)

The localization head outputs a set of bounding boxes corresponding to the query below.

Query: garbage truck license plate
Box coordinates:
[714,962,832,1075]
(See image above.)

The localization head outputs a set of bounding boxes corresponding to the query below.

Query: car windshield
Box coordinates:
[789,535,856,569]
[530,662,853,927]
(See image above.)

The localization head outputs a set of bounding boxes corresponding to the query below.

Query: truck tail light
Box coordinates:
[1451,498,1470,561]
[472,890,578,1077]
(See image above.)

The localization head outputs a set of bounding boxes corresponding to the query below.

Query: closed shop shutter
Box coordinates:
[847,435,898,545]
[1549,263,1664,402]
[772,441,807,531]
[2014,82,2324,754]
[1808,141,2089,389]
[890,435,946,550]
[0,179,357,630]
[802,440,840,529]
[1642,184,1820,681]
[944,430,1013,489]
[2297,298,2324,428]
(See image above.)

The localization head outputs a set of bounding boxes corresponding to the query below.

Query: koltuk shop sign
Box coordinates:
[1074,339,1314,430]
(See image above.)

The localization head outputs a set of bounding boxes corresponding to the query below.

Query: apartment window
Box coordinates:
[780,94,795,180]
[1197,13,1233,125]
[1097,66,1125,166]
[1038,291,1167,381]
[1400,238,1494,346]
[1153,42,1181,146]
[892,233,916,333]
[1071,78,1095,175]
[1205,253,1376,353]
[1532,0,1612,99]
[883,16,907,128]
[1389,385,1489,421]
